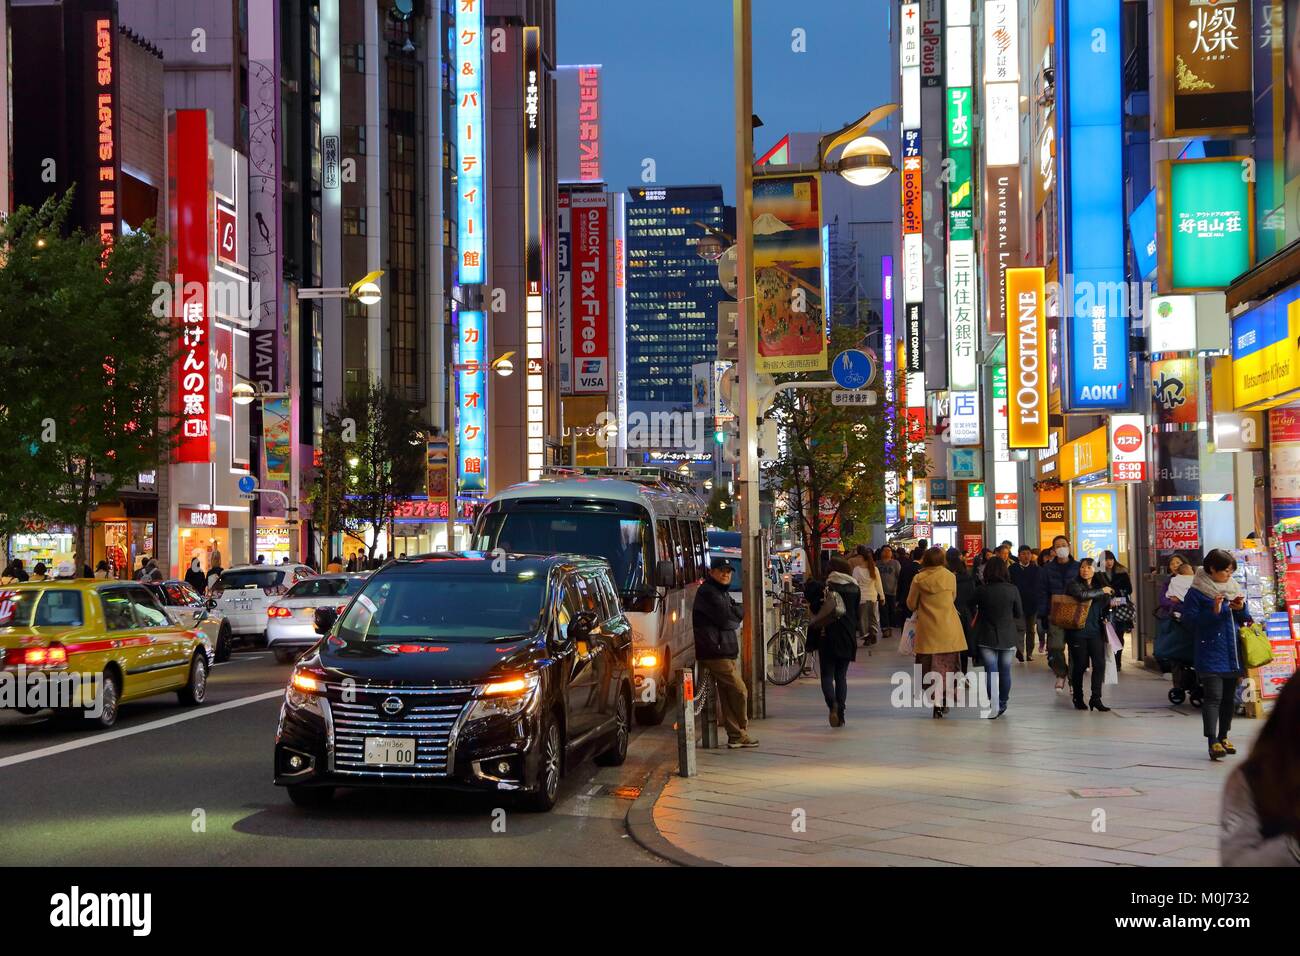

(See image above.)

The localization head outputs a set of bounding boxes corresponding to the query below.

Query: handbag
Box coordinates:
[1050,592,1090,631]
[1239,622,1273,670]
[898,615,917,656]
[1110,594,1135,627]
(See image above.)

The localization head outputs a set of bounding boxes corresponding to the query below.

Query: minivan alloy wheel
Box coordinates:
[542,722,561,801]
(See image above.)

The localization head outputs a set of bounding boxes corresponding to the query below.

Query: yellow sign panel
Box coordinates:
[1006,267,1048,448]
[1059,426,1109,483]
[1232,298,1300,410]
[1077,491,1113,525]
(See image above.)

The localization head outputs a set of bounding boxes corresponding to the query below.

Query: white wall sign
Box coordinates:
[984,82,1019,167]
[949,389,981,446]
[1148,295,1197,353]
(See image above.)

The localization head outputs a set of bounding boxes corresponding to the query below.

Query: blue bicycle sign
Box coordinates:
[831,349,876,390]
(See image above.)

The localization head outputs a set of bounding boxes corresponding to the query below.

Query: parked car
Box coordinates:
[211,564,316,646]
[267,573,369,664]
[0,580,209,728]
[274,552,633,812]
[144,580,233,663]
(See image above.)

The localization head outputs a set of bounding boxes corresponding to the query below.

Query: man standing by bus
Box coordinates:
[693,557,759,749]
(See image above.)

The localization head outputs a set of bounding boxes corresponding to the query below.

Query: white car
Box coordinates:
[144,580,233,663]
[212,564,316,645]
[266,573,369,663]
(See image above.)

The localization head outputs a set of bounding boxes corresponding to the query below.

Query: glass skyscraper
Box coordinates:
[625,186,731,405]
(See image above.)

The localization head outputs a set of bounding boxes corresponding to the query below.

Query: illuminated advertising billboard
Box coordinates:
[457,311,488,492]
[754,173,828,373]
[558,65,602,183]
[1158,157,1255,293]
[170,110,212,464]
[1158,0,1252,139]
[1006,268,1049,448]
[524,27,543,295]
[572,192,609,393]
[456,0,486,285]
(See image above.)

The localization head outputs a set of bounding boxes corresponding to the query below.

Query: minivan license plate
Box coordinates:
[364,736,416,766]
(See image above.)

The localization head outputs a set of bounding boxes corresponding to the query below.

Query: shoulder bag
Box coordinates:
[1050,592,1090,631]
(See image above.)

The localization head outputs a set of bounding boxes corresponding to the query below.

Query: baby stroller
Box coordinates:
[1154,612,1203,707]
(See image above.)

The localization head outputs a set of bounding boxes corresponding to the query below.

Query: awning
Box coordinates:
[1226,240,1300,312]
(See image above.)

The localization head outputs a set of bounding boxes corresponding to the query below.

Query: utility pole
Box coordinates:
[733,0,764,719]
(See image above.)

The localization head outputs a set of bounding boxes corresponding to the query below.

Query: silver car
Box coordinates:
[212,564,317,645]
[265,573,369,664]
[144,580,233,663]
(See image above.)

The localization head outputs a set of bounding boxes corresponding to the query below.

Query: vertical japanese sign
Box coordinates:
[883,254,899,527]
[262,397,292,480]
[754,174,828,373]
[456,0,486,285]
[1061,0,1128,411]
[86,14,119,263]
[523,26,542,295]
[171,110,212,464]
[1158,157,1255,292]
[457,311,487,492]
[947,240,977,389]
[572,192,609,393]
[949,390,981,445]
[1160,0,1252,138]
[1108,414,1147,482]
[248,1,281,395]
[901,3,924,376]
[557,191,572,394]
[1006,267,1049,448]
[578,66,600,181]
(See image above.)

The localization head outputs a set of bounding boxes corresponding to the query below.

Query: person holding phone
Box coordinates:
[1064,558,1115,712]
[1180,549,1252,761]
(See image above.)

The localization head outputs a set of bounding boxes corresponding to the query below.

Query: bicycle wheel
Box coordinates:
[766,628,807,686]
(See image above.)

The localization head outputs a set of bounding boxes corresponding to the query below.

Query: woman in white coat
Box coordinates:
[851,545,885,647]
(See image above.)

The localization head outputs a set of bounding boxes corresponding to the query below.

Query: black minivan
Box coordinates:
[273,552,633,812]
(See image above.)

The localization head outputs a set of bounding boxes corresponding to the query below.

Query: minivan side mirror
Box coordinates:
[568,610,598,643]
[313,606,339,635]
[654,559,676,589]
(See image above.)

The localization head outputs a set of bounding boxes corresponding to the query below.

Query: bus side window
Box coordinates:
[655,519,679,588]
[689,521,706,582]
[674,518,695,583]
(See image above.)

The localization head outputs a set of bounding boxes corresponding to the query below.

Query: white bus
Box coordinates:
[473,467,708,725]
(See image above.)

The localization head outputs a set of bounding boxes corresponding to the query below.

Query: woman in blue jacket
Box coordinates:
[1179,549,1252,761]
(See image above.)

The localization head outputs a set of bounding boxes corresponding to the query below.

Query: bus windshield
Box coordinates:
[475,508,653,593]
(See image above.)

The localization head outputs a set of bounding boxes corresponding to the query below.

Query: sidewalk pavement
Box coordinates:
[649,639,1260,866]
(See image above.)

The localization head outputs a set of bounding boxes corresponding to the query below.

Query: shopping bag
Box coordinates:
[1050,593,1090,630]
[1104,620,1123,654]
[1103,653,1119,686]
[1238,622,1273,670]
[898,615,917,656]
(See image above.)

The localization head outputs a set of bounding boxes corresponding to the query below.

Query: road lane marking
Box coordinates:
[0,690,284,770]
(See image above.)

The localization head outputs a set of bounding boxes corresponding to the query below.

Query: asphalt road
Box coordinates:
[0,651,671,865]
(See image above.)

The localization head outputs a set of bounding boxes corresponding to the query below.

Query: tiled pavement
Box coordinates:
[652,640,1260,866]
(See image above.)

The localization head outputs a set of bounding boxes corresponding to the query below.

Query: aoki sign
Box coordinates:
[1006,268,1048,448]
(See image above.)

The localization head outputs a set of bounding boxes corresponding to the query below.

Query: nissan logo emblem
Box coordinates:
[381,696,404,716]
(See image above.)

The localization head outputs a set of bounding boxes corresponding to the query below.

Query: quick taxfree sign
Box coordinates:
[1006,268,1048,448]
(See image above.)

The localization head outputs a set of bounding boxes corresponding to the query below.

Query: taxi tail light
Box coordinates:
[267,605,292,618]
[5,645,67,666]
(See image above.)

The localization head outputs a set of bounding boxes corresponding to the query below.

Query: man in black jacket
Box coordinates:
[1009,545,1043,661]
[692,558,758,748]
[895,547,923,617]
[1038,535,1081,680]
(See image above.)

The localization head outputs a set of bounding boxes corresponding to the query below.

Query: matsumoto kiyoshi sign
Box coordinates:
[1232,286,1300,409]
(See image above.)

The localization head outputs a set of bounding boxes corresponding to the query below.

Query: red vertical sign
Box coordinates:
[172,110,211,463]
[572,194,609,394]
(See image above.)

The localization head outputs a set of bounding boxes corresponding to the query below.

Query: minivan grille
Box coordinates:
[324,685,474,778]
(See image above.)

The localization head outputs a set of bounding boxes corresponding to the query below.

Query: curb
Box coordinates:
[625,764,723,867]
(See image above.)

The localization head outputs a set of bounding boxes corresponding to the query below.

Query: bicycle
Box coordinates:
[766,592,812,686]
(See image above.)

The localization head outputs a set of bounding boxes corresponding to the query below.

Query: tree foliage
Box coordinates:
[306,384,427,559]
[763,324,925,576]
[0,191,173,565]
[706,486,733,530]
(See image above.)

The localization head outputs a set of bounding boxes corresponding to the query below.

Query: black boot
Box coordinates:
[1089,698,1111,712]
[1073,695,1087,710]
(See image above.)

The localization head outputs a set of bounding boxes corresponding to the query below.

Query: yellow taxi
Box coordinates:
[0,579,209,728]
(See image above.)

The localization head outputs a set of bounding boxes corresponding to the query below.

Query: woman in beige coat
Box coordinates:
[906,547,970,718]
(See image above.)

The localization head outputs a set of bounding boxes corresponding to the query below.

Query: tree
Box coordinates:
[0,191,173,569]
[763,325,924,578]
[706,486,733,530]
[307,384,427,560]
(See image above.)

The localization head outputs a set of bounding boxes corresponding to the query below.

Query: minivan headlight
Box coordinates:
[633,646,660,670]
[467,672,541,721]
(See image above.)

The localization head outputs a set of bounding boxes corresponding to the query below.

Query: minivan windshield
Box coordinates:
[218,569,285,591]
[475,508,652,592]
[335,571,547,643]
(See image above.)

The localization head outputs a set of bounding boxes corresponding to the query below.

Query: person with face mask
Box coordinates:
[1038,536,1080,688]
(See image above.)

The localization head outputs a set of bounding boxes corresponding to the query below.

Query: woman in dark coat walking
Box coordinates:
[807,558,861,727]
[946,548,977,672]
[974,556,1023,718]
[1064,558,1115,711]
[1102,550,1134,670]
[1180,549,1252,760]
